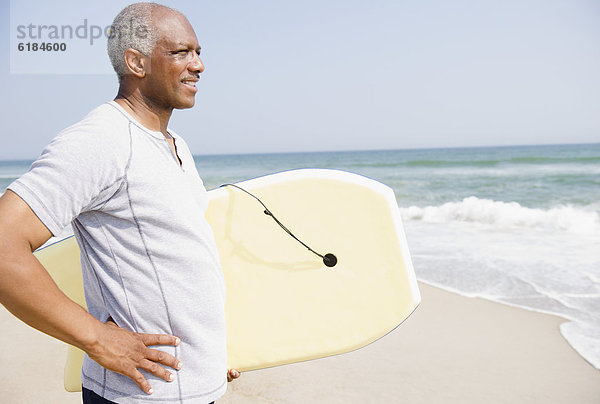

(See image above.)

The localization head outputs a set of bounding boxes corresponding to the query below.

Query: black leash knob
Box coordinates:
[323,253,337,268]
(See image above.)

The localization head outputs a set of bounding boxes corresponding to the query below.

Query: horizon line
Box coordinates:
[1,141,599,162]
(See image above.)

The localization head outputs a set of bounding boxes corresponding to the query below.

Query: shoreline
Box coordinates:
[417,278,599,370]
[2,282,599,403]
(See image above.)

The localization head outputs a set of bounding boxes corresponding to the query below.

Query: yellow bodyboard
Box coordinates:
[34,169,420,392]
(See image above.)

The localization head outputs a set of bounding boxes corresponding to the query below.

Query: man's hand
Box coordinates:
[87,321,183,395]
[227,368,240,382]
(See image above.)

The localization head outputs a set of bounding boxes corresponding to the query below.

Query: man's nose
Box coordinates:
[189,52,204,73]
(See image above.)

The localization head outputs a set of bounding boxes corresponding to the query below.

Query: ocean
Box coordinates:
[2,143,599,369]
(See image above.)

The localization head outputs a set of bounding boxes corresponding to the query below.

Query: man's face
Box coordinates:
[143,11,204,110]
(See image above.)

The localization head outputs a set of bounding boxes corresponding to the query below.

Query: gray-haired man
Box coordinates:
[0,3,239,403]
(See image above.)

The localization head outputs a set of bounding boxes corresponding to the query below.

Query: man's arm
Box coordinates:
[0,190,181,395]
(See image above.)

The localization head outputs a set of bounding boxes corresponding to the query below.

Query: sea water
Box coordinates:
[2,143,599,369]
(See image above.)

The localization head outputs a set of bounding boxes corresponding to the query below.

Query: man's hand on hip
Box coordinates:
[87,320,182,395]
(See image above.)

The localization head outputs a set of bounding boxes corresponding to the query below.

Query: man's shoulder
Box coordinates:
[53,103,131,148]
[62,102,128,135]
[42,103,131,162]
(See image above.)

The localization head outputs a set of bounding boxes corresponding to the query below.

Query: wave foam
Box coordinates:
[400,197,600,235]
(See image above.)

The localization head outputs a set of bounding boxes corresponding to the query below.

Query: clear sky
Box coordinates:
[1,0,599,160]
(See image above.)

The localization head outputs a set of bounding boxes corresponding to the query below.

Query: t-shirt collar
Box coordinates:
[107,101,177,140]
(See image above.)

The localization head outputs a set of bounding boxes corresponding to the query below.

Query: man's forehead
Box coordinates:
[157,36,199,49]
[173,40,200,48]
[153,12,199,47]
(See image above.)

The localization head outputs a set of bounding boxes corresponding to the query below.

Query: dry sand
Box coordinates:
[2,282,599,403]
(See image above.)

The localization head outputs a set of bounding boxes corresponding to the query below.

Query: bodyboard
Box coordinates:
[33,169,420,392]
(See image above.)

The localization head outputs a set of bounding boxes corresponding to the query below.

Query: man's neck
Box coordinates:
[114,89,172,135]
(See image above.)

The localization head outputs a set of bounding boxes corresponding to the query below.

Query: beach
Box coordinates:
[2,282,599,403]
[1,144,599,402]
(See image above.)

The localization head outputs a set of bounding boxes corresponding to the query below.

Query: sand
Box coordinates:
[1,282,599,403]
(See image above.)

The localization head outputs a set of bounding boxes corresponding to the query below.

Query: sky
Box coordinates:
[1,0,599,160]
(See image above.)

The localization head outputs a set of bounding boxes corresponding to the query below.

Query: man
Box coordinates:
[0,3,239,403]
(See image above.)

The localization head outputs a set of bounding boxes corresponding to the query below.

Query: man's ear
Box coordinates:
[123,48,147,78]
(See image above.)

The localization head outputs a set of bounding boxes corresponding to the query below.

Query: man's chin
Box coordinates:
[175,98,196,110]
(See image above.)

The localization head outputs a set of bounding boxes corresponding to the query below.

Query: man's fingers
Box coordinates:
[128,368,154,395]
[227,368,240,382]
[136,332,181,347]
[138,358,176,382]
[89,323,183,395]
[145,347,183,370]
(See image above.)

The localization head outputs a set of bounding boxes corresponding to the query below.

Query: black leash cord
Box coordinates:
[219,183,337,267]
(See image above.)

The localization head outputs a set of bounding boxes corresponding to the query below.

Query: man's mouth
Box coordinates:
[181,77,199,90]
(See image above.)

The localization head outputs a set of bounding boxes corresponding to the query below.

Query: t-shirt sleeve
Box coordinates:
[8,123,129,236]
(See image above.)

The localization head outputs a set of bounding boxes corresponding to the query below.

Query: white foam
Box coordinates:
[400,197,600,235]
[560,322,600,369]
[403,217,600,370]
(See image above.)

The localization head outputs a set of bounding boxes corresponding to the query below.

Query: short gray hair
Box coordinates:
[107,2,176,81]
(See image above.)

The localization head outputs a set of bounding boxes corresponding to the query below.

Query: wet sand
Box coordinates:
[2,282,599,403]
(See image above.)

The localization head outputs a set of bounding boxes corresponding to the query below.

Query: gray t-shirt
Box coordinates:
[9,102,227,403]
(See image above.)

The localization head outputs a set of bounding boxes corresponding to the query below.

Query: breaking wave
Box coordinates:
[399,197,600,235]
